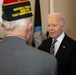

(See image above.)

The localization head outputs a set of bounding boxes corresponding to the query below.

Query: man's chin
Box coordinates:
[50,35,54,38]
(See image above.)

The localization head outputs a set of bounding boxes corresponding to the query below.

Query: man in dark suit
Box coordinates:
[38,13,76,75]
[0,0,57,75]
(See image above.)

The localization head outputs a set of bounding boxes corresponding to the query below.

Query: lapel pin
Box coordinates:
[63,46,66,48]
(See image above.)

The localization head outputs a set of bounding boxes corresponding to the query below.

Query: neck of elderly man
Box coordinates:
[2,17,32,42]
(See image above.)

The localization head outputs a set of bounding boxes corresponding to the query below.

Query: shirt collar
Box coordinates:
[56,32,65,43]
[6,35,26,41]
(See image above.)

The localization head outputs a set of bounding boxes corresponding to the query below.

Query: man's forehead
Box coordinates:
[48,15,61,23]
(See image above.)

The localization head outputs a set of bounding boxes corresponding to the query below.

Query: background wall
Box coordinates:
[54,0,76,40]
[0,0,76,41]
[0,0,4,38]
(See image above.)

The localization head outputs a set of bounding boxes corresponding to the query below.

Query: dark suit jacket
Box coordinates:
[38,34,76,75]
[0,36,57,75]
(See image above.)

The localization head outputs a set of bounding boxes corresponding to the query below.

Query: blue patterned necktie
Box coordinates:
[50,39,57,55]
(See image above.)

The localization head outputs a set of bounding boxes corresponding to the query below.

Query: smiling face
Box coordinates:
[48,13,64,39]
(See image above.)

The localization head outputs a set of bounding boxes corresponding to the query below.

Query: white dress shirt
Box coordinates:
[54,32,65,56]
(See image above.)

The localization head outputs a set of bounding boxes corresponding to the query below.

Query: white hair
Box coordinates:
[2,17,31,30]
[49,13,65,25]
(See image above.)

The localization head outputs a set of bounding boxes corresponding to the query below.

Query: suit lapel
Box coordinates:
[55,35,68,58]
[47,38,52,53]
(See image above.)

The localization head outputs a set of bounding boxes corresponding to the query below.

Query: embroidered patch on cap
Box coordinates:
[2,0,33,21]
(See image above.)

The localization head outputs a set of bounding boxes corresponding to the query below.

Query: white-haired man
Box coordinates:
[0,0,57,75]
[39,13,76,75]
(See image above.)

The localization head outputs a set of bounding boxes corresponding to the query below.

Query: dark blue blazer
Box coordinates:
[39,34,76,75]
